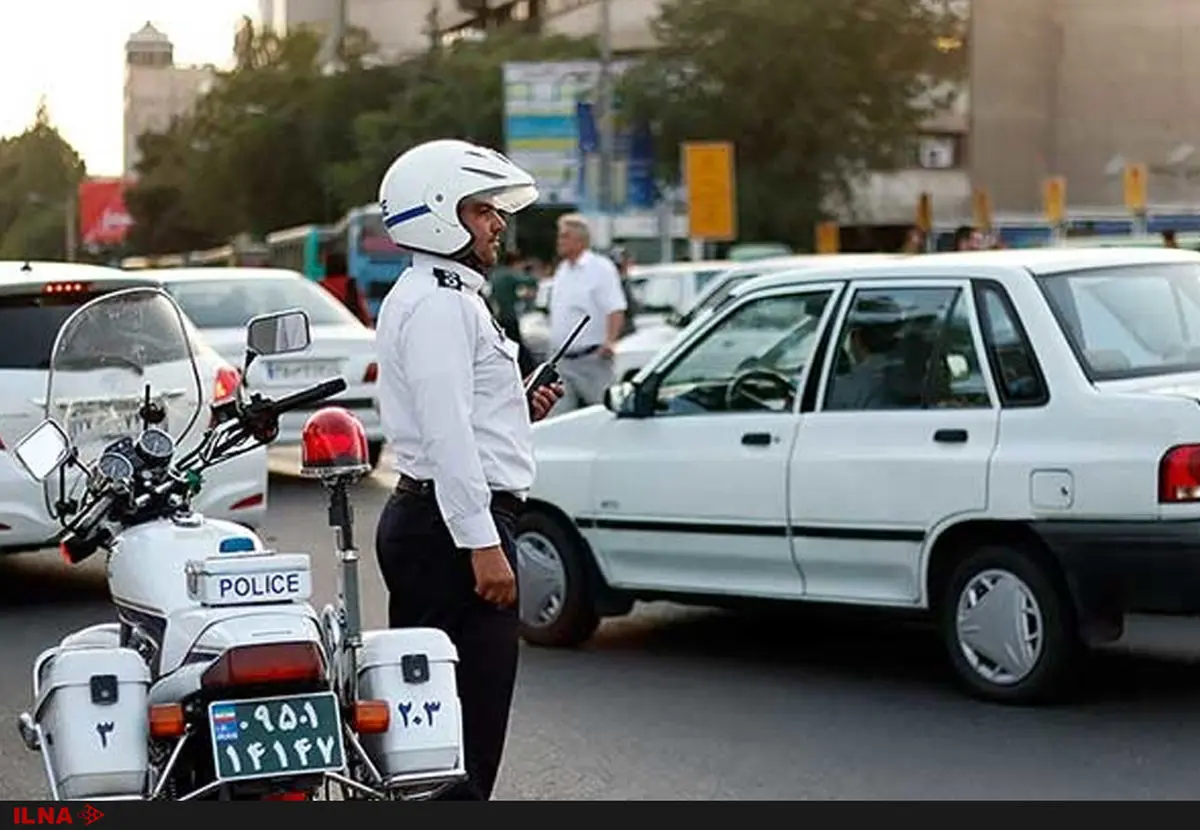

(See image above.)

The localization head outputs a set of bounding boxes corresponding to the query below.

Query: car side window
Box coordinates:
[822,286,992,412]
[655,289,834,417]
[977,284,1047,406]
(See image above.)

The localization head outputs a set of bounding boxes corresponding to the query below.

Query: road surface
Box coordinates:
[3,454,1200,799]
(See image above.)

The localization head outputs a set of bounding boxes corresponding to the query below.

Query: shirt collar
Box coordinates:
[563,249,594,269]
[412,252,486,294]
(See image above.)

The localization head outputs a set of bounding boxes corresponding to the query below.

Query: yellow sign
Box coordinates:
[682,141,737,241]
[815,221,840,253]
[1124,162,1148,213]
[972,187,993,231]
[1043,176,1067,225]
[916,192,933,232]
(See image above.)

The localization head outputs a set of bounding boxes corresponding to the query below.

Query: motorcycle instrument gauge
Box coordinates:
[135,427,174,463]
[97,452,135,483]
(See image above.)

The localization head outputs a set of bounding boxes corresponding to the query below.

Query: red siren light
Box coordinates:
[300,406,370,479]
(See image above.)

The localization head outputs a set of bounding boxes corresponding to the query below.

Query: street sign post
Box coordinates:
[682,141,737,242]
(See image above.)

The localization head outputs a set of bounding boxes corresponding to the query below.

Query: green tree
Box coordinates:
[0,100,87,260]
[329,30,599,208]
[618,0,968,247]
[125,17,399,252]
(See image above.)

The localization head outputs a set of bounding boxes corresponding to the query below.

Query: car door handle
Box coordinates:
[742,432,772,446]
[933,428,968,444]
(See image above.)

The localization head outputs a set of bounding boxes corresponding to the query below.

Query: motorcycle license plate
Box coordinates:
[208,691,346,783]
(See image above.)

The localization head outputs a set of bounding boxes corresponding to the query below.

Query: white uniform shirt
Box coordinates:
[375,252,535,550]
[547,249,627,353]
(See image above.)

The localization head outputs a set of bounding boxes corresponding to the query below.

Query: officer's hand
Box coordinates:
[471,545,517,608]
[528,382,564,422]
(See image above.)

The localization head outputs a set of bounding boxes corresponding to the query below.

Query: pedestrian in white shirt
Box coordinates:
[545,213,627,416]
[372,138,563,801]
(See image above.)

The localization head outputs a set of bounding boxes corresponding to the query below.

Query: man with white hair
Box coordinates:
[546,213,627,414]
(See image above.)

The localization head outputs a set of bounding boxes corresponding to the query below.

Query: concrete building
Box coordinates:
[969,0,1200,219]
[122,23,214,176]
[260,0,436,61]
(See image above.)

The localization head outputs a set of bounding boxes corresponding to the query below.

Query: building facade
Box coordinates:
[122,23,214,176]
[969,0,1200,219]
[260,0,435,61]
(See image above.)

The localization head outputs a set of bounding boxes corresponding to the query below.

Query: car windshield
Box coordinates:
[164,274,359,329]
[687,275,757,317]
[636,268,723,313]
[1038,262,1200,380]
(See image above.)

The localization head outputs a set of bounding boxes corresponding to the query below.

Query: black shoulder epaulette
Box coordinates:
[433,268,463,291]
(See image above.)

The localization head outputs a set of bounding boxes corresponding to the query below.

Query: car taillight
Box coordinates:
[200,642,325,690]
[363,362,378,383]
[213,366,241,403]
[43,281,89,294]
[1160,445,1200,502]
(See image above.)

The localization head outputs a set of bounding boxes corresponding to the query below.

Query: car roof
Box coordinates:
[726,247,1200,300]
[629,260,730,277]
[0,260,145,286]
[135,267,308,283]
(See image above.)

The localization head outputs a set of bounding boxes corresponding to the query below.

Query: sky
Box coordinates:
[0,0,259,177]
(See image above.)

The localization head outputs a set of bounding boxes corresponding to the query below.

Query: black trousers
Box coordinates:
[374,489,520,801]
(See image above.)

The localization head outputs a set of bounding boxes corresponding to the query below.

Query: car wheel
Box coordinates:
[367,441,384,470]
[938,542,1082,705]
[515,509,600,648]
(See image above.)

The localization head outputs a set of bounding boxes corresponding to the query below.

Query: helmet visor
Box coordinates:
[474,183,540,214]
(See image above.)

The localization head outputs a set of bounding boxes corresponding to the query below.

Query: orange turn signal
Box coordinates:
[149,703,186,738]
[352,700,390,734]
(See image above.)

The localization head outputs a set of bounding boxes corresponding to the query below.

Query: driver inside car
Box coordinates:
[825,321,904,411]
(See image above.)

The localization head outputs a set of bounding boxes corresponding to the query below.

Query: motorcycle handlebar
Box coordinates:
[260,377,347,416]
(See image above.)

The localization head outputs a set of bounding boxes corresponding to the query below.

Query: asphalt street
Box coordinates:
[5,449,1200,799]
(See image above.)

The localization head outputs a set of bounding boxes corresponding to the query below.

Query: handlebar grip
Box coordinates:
[270,377,348,415]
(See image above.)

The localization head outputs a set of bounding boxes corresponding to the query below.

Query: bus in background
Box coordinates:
[264,223,337,279]
[188,241,270,267]
[265,205,409,320]
[335,203,411,320]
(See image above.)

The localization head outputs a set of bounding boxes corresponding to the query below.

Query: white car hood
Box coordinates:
[615,322,680,357]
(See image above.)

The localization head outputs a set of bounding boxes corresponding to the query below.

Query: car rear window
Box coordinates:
[1038,262,1200,380]
[0,292,100,370]
[163,276,357,329]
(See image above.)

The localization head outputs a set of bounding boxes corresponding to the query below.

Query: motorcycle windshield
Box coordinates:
[45,287,204,472]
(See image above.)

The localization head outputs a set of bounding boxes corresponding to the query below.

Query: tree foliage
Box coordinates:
[327,30,598,208]
[0,100,87,259]
[118,0,965,256]
[618,0,966,243]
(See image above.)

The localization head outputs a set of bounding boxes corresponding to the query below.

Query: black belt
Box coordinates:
[563,343,601,359]
[394,475,524,517]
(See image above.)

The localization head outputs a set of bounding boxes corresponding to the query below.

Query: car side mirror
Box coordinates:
[606,378,659,418]
[604,382,632,414]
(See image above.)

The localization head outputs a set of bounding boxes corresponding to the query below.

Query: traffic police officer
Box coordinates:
[373,139,562,801]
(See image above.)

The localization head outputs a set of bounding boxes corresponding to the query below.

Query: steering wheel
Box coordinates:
[724,368,797,411]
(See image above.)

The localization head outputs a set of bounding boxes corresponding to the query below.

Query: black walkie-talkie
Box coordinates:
[524,315,591,398]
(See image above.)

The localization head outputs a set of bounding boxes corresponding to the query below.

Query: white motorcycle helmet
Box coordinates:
[377,139,539,259]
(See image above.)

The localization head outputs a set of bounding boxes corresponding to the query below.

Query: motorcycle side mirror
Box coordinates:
[11,419,71,482]
[244,309,312,374]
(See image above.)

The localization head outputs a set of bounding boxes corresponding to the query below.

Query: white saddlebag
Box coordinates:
[356,628,463,778]
[33,646,150,799]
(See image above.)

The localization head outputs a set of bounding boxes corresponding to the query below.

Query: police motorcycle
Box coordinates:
[10,286,466,802]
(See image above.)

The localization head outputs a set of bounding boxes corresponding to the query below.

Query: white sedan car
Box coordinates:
[613,255,901,382]
[137,268,386,468]
[0,261,268,552]
[518,246,1200,704]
